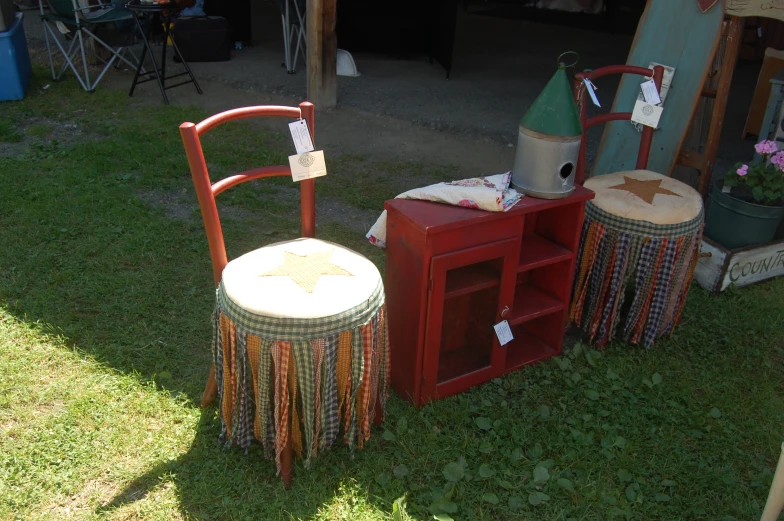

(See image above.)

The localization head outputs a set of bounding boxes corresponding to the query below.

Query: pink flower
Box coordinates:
[736,164,748,176]
[772,152,784,170]
[754,140,778,156]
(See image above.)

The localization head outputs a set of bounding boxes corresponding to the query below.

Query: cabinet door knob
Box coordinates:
[501,306,510,318]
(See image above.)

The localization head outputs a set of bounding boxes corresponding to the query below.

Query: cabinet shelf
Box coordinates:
[518,233,572,272]
[508,283,564,325]
[444,264,500,299]
[438,345,491,384]
[504,329,559,373]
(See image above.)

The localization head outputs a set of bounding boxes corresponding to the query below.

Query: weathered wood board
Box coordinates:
[726,0,784,22]
[591,0,724,177]
[694,239,728,291]
[694,237,784,291]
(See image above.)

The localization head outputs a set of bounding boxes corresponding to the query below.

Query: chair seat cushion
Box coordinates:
[584,170,702,225]
[221,238,382,320]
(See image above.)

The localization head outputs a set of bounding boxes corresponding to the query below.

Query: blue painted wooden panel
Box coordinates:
[592,0,724,177]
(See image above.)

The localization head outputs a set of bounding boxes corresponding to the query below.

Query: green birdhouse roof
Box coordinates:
[520,65,582,137]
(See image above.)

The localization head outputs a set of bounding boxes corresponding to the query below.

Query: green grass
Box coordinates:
[1,70,784,521]
[0,117,24,143]
[25,123,53,138]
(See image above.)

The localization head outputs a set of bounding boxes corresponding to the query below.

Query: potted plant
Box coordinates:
[704,140,784,250]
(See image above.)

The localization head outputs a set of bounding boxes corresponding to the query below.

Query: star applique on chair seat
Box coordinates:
[259,249,354,293]
[607,175,682,205]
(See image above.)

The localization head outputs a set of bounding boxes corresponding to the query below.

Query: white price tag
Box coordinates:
[493,320,514,346]
[758,27,763,38]
[640,79,661,105]
[583,78,601,107]
[288,150,327,182]
[288,119,315,154]
[630,100,663,129]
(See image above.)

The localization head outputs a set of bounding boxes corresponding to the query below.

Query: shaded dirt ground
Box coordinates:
[17,7,761,204]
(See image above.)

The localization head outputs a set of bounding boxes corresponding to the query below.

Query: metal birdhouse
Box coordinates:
[511,58,582,199]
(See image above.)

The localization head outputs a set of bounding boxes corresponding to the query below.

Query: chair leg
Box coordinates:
[281,419,293,489]
[42,21,57,80]
[761,443,784,521]
[76,30,93,92]
[281,13,291,73]
[200,364,218,407]
[373,397,383,427]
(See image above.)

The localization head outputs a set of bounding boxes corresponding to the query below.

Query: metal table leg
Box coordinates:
[128,12,169,104]
[161,12,202,95]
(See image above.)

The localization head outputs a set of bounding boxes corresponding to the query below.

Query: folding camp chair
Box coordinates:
[39,0,140,92]
[278,0,305,74]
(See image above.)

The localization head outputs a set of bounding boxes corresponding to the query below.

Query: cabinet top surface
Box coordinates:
[385,185,594,234]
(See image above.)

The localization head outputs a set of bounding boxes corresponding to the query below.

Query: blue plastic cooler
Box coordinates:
[0,13,32,101]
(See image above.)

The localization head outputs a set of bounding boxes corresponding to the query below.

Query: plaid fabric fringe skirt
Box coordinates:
[569,202,704,348]
[212,279,389,474]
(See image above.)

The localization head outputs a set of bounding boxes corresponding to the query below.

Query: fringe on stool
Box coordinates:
[212,305,390,473]
[569,220,702,348]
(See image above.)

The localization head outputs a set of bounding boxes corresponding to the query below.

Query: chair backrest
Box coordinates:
[42,0,111,22]
[42,0,78,19]
[573,64,664,185]
[179,102,316,287]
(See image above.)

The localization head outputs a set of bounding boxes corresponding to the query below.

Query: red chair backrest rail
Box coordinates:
[179,102,316,287]
[573,65,664,185]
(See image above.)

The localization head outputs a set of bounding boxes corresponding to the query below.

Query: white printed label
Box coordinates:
[640,79,662,105]
[583,78,601,107]
[288,120,315,154]
[288,150,327,182]
[631,100,663,129]
[493,320,514,346]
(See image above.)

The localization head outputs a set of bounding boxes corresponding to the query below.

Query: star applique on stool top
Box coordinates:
[607,176,682,205]
[259,249,354,293]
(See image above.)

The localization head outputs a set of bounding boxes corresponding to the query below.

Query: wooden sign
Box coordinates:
[592,0,724,177]
[726,0,784,22]
[695,237,784,292]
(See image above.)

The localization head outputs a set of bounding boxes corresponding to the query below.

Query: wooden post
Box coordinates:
[307,0,337,109]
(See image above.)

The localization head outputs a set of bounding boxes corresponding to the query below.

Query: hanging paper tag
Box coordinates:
[288,120,315,154]
[493,320,514,346]
[758,27,763,38]
[646,62,675,103]
[631,100,663,129]
[640,79,662,105]
[583,79,601,107]
[288,150,327,182]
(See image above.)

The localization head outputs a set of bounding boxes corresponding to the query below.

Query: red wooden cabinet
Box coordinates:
[384,186,595,406]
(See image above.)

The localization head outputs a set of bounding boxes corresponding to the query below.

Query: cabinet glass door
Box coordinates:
[421,238,518,403]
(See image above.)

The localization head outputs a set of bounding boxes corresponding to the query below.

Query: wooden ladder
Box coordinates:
[674,16,744,198]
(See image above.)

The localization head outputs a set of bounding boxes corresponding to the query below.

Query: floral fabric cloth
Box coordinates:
[366,172,522,248]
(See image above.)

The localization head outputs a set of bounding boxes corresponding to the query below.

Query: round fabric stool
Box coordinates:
[213,237,389,475]
[569,170,704,348]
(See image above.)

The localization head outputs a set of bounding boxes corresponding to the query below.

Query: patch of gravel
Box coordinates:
[137,185,265,223]
[136,187,198,222]
[0,117,86,159]
[138,183,377,235]
[316,197,379,234]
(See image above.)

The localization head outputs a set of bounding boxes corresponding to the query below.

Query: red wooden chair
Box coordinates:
[568,66,706,349]
[180,103,390,487]
[574,64,664,185]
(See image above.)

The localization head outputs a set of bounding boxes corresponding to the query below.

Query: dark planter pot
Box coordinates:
[704,179,784,250]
